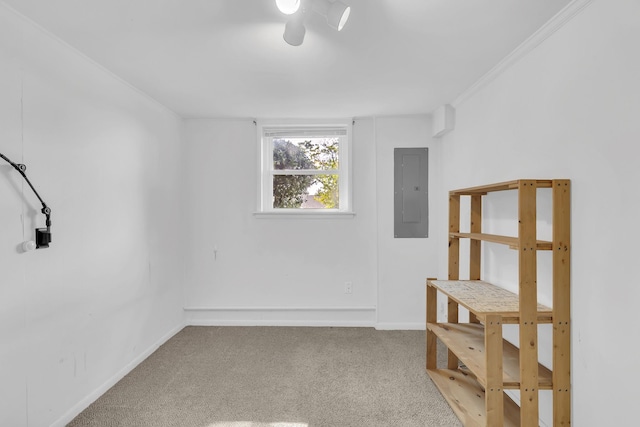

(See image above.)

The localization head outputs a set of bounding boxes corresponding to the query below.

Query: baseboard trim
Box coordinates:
[51,321,187,427]
[184,306,377,327]
[375,322,425,331]
[188,319,376,327]
[184,306,377,311]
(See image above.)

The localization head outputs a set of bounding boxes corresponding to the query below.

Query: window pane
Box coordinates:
[273,174,339,209]
[273,138,339,171]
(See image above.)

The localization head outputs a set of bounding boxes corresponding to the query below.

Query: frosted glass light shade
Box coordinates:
[276,0,301,15]
[312,0,351,31]
[329,2,350,31]
[283,19,306,46]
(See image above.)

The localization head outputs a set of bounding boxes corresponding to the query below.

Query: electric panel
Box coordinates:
[394,148,428,238]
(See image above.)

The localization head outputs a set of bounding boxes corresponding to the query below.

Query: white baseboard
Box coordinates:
[51,321,186,427]
[184,306,377,328]
[375,322,425,331]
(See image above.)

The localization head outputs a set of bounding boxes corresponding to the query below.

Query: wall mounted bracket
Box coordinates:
[1,152,52,249]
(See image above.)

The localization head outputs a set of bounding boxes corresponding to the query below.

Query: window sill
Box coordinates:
[253,211,356,220]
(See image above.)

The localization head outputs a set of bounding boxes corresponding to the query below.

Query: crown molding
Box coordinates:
[452,0,595,108]
[0,1,182,119]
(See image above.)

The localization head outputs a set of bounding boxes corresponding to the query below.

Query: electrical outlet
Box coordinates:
[344,281,352,294]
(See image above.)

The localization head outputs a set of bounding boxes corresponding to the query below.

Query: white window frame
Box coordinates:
[255,119,354,218]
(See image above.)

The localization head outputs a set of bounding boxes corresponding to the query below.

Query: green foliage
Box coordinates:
[313,174,339,208]
[271,138,340,209]
[272,139,315,208]
[300,139,340,209]
[273,139,313,171]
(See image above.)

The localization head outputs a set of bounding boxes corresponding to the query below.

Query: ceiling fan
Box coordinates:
[275,0,351,46]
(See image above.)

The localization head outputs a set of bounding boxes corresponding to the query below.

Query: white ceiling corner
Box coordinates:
[2,0,573,119]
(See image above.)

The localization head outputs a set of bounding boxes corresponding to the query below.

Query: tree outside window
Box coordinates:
[272,137,340,209]
[258,122,351,215]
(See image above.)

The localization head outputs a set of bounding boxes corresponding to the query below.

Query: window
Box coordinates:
[257,120,353,216]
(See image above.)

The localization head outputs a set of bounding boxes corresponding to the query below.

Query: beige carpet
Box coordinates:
[68,326,461,427]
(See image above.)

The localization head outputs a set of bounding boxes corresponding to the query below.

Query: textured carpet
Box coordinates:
[68,326,461,427]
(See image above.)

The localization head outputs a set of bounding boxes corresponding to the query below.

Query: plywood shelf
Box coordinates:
[449,233,553,250]
[427,322,553,390]
[428,280,553,324]
[449,179,553,196]
[427,369,521,427]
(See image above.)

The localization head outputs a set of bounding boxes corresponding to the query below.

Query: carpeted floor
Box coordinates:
[68,326,461,427]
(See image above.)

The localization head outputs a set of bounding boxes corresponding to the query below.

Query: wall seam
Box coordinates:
[19,66,30,427]
[373,116,380,326]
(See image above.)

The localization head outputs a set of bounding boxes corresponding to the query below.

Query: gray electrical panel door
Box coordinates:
[394,148,428,238]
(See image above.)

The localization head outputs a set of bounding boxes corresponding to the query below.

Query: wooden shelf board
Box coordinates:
[427,368,521,427]
[450,232,553,250]
[449,179,553,196]
[427,322,553,390]
[428,280,553,323]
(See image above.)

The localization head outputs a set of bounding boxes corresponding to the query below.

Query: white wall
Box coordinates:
[375,117,440,329]
[10,0,627,424]
[0,5,185,427]
[183,116,438,329]
[437,0,640,425]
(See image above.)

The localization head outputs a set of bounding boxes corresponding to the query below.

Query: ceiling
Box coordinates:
[3,0,572,119]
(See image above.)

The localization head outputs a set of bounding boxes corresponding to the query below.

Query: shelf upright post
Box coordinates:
[426,278,438,371]
[518,180,539,426]
[485,314,505,426]
[469,194,482,324]
[552,180,571,425]
[447,192,461,370]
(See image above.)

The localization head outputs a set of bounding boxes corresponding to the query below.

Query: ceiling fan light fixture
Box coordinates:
[327,2,350,31]
[283,18,306,46]
[279,0,351,46]
[276,0,301,15]
[312,0,351,31]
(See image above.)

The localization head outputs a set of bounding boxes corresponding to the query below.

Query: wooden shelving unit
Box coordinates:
[426,179,571,427]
